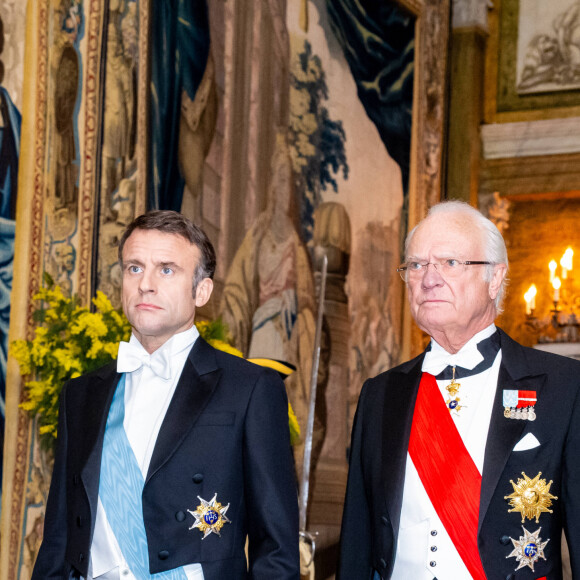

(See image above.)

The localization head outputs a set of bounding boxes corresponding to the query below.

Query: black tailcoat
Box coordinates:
[33,338,300,579]
[338,329,580,580]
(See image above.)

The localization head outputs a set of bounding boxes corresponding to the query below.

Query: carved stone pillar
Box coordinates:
[446,0,489,203]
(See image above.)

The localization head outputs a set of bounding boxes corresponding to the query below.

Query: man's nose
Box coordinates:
[138,270,156,293]
[421,262,444,287]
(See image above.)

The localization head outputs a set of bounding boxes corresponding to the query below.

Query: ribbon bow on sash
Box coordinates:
[117,341,172,380]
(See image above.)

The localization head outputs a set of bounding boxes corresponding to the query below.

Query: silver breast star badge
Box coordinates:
[506,526,549,571]
[188,493,231,539]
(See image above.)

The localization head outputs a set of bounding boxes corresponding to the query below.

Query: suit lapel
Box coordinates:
[146,338,222,483]
[478,330,547,532]
[81,363,121,510]
[381,356,423,527]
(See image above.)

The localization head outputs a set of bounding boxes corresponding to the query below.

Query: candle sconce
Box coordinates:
[524,247,580,344]
[525,304,580,343]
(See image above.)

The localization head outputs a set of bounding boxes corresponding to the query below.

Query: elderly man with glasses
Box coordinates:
[338,200,580,580]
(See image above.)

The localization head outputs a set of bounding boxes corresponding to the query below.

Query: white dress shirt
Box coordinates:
[88,327,204,580]
[392,325,501,579]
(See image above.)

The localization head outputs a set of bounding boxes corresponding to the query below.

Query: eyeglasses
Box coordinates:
[396,259,492,282]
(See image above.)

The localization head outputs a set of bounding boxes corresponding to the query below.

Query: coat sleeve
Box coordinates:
[337,380,374,580]
[32,383,72,579]
[563,381,580,575]
[243,369,300,580]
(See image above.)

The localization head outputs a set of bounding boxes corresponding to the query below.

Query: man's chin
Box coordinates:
[415,310,453,333]
[130,320,167,339]
[128,309,162,325]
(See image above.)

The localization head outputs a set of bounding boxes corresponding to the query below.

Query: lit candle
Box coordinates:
[524,284,537,315]
[549,260,557,282]
[561,247,573,279]
[552,277,561,302]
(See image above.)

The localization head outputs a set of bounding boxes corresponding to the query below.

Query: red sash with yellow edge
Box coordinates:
[408,372,487,580]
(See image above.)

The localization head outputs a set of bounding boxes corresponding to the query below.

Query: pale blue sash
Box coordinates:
[99,374,187,579]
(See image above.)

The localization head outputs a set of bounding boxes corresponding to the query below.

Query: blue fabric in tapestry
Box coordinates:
[325,1,415,198]
[148,0,210,212]
[0,85,21,490]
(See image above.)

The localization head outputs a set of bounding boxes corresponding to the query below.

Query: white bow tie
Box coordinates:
[422,342,484,376]
[117,341,172,380]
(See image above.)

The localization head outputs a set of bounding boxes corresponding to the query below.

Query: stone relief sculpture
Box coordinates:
[518,0,580,92]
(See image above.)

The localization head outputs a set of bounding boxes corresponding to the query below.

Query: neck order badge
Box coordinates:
[445,366,463,414]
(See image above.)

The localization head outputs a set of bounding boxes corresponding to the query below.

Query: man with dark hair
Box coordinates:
[117,211,217,286]
[33,210,299,579]
[338,201,580,579]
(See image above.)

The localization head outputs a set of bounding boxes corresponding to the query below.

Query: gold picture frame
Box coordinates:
[0,1,150,576]
[485,0,580,123]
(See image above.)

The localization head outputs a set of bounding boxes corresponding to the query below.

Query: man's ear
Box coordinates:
[195,277,214,307]
[488,263,507,301]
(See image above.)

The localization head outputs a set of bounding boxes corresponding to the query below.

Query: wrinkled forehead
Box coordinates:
[122,229,199,263]
[407,213,484,260]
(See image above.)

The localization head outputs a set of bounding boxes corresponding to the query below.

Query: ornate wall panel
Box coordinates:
[0,1,150,576]
[0,1,451,577]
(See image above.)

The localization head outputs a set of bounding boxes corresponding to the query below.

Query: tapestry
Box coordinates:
[0,6,24,496]
[0,1,449,577]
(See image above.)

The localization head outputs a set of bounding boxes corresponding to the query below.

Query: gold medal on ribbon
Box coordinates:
[502,390,537,421]
[188,493,231,538]
[445,367,464,414]
[504,472,557,523]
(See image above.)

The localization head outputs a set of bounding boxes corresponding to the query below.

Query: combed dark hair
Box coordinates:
[118,211,216,289]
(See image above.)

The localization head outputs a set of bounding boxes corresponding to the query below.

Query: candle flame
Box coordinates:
[552,277,562,290]
[524,284,537,301]
[524,284,537,315]
[561,247,574,271]
[549,260,557,272]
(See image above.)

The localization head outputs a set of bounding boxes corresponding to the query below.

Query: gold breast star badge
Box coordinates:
[188,493,231,539]
[506,526,549,571]
[504,472,558,523]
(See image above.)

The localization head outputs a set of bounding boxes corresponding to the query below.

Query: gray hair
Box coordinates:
[405,200,509,313]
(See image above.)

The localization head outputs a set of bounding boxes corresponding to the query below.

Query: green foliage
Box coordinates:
[289,39,349,241]
[195,318,233,344]
[10,281,131,448]
[11,285,301,449]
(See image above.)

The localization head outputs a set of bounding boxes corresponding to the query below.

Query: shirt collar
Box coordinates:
[430,323,497,357]
[128,325,200,361]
